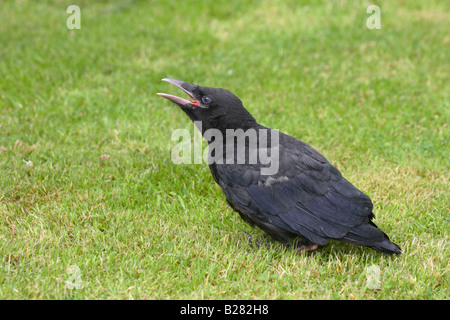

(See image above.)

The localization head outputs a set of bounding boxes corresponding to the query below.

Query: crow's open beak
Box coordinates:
[157,78,200,108]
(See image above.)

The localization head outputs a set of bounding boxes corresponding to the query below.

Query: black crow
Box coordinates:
[157,78,401,255]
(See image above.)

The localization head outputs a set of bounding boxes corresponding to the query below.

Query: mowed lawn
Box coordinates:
[0,0,448,299]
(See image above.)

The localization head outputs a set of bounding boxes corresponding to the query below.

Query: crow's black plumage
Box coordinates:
[158,78,401,255]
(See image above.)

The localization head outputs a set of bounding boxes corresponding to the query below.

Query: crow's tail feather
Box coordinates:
[369,238,402,255]
[342,222,402,255]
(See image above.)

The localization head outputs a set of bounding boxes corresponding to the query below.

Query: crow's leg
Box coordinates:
[242,233,317,252]
[241,231,260,248]
[263,235,271,249]
[241,232,272,249]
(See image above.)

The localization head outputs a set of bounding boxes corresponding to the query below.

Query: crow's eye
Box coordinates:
[201,96,211,104]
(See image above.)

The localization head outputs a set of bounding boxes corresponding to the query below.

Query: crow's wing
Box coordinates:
[212,131,382,245]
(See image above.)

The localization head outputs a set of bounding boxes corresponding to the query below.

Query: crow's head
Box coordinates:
[158,78,256,133]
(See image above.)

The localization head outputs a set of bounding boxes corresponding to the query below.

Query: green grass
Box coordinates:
[0,0,448,299]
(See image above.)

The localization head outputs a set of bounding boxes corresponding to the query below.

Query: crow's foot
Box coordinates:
[295,243,319,253]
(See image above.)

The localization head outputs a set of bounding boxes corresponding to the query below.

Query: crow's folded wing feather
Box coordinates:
[212,131,375,245]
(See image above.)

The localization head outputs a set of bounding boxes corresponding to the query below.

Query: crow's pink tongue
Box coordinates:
[156,93,199,107]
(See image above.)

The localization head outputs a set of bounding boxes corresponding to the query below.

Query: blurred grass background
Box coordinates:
[0,0,448,299]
